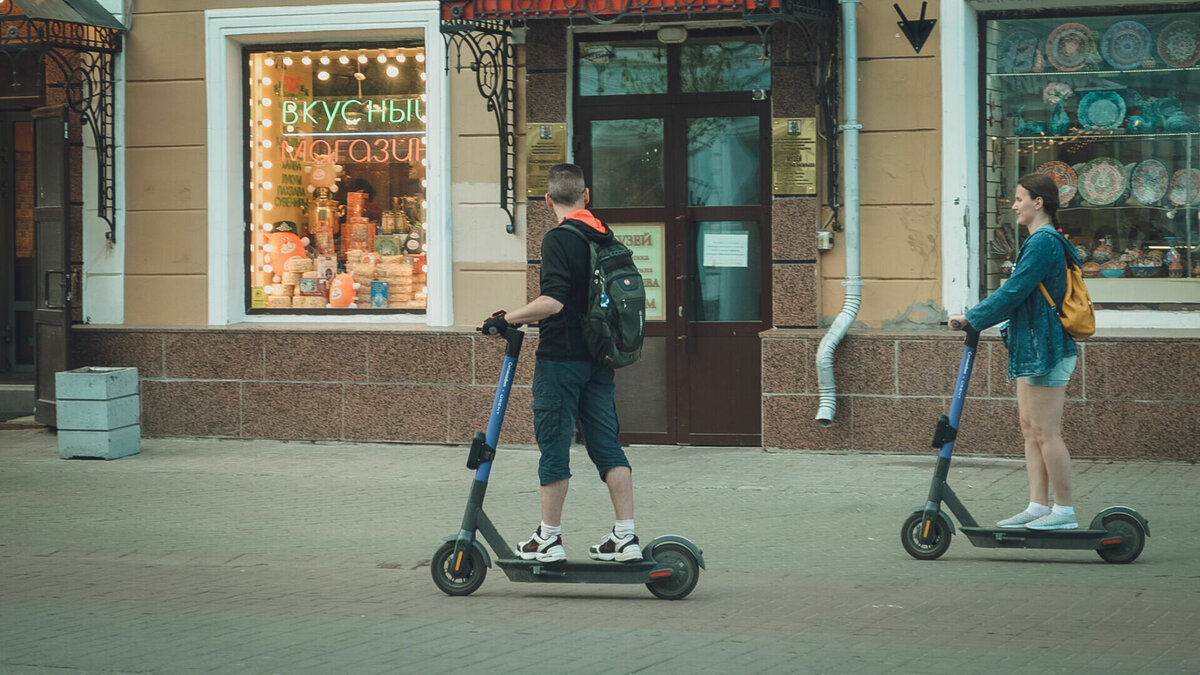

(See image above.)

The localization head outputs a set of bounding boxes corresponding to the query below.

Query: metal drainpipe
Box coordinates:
[815,0,862,428]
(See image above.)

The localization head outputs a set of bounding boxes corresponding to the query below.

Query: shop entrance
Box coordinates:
[575,31,771,446]
[0,113,36,422]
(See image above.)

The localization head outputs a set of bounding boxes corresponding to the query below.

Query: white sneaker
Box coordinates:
[588,528,642,562]
[515,529,565,562]
[996,510,1044,528]
[1026,512,1079,530]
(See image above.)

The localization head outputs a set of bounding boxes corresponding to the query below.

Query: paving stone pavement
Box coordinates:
[1,428,1198,674]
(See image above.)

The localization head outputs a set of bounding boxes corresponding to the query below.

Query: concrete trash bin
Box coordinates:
[55,367,141,460]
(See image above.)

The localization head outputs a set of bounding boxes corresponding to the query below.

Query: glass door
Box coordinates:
[575,32,771,444]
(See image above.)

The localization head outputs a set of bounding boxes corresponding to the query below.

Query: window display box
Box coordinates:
[982,10,1200,304]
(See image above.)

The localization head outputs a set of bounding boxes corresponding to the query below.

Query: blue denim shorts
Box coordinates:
[1024,354,1077,387]
[532,359,629,485]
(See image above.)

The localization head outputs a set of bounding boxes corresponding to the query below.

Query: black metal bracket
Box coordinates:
[442,14,517,234]
[0,6,123,243]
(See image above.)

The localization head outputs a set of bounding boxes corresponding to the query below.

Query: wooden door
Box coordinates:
[32,106,71,427]
[575,31,771,445]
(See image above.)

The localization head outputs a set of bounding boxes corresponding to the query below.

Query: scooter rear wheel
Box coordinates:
[645,543,700,600]
[431,541,488,596]
[901,512,951,561]
[1096,513,1146,564]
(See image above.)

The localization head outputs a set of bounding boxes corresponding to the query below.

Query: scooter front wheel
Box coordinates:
[646,543,700,600]
[1096,513,1146,564]
[901,512,951,561]
[431,541,487,596]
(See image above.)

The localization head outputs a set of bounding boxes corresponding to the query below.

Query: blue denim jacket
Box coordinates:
[965,225,1079,379]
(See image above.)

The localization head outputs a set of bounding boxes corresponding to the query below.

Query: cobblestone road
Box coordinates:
[2,429,1198,674]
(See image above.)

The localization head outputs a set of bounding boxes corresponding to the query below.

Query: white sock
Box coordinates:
[540,522,561,538]
[614,519,635,538]
[1051,504,1075,516]
[1027,502,1050,516]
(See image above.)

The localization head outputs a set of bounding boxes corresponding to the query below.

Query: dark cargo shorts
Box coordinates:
[531,358,629,486]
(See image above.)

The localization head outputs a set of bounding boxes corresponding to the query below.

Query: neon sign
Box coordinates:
[281,97,425,131]
[282,138,425,165]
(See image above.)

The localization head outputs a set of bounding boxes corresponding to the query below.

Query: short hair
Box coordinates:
[547,163,586,206]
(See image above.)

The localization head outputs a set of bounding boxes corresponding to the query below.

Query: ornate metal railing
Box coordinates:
[1,5,123,242]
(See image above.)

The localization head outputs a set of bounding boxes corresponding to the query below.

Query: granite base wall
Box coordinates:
[763,330,1200,462]
[74,326,1200,461]
[73,327,538,446]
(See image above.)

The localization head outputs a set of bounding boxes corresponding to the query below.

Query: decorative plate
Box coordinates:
[1077,157,1126,206]
[1156,19,1200,68]
[1100,21,1152,70]
[1077,91,1126,129]
[1167,168,1200,206]
[1045,22,1092,71]
[1129,159,1169,205]
[1037,161,1078,203]
[999,29,1041,73]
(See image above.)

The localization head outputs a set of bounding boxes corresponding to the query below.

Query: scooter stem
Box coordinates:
[474,328,524,482]
[940,327,980,459]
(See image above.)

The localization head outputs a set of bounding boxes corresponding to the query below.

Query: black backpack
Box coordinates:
[560,222,646,368]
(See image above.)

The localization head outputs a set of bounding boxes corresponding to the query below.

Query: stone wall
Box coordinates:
[74,327,537,445]
[763,329,1200,461]
[76,326,1200,461]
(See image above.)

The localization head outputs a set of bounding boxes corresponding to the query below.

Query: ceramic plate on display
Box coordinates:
[1129,159,1169,205]
[1156,19,1200,68]
[1167,168,1200,206]
[1100,20,1152,69]
[998,29,1042,73]
[1077,157,1126,206]
[1077,91,1126,129]
[1045,22,1092,71]
[1037,161,1078,203]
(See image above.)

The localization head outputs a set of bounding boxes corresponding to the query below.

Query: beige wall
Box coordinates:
[818,0,944,328]
[447,49,528,325]
[124,7,209,324]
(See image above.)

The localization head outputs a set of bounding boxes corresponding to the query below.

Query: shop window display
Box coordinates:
[983,11,1200,304]
[245,45,428,313]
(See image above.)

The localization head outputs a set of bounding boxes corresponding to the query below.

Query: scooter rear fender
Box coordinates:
[1089,506,1150,537]
[647,535,706,569]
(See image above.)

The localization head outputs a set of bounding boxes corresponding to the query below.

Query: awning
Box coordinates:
[442,0,834,23]
[2,0,125,52]
[1,0,126,240]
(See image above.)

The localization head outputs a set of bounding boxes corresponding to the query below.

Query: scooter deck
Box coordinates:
[495,557,663,585]
[961,526,1116,550]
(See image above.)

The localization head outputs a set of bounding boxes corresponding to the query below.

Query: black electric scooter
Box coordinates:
[432,326,704,599]
[901,323,1149,563]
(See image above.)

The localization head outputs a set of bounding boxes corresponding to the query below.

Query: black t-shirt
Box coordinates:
[536,216,614,361]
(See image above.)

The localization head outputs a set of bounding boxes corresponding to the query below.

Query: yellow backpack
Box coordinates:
[1038,253,1095,339]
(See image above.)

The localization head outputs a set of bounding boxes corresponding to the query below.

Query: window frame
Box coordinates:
[204,2,450,326]
[940,0,1200,330]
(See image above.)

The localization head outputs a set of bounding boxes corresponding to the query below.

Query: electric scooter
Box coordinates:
[901,323,1149,563]
[432,326,705,599]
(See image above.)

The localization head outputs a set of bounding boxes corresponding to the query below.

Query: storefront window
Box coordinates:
[245,44,428,312]
[983,11,1200,304]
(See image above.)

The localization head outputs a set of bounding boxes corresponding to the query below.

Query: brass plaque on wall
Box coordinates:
[525,123,568,198]
[771,118,817,195]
